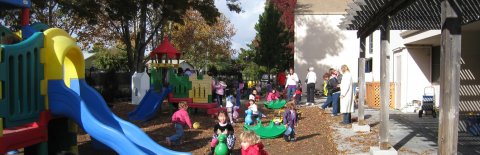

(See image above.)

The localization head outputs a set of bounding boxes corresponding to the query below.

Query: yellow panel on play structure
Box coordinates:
[247,80,258,88]
[188,73,212,103]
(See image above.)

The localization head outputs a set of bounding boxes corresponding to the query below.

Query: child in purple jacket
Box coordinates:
[283,101,298,142]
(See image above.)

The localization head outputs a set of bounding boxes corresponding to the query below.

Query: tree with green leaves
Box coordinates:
[88,44,129,102]
[71,0,243,74]
[1,0,243,74]
[254,2,292,80]
[92,46,129,72]
[238,43,266,81]
[59,0,226,73]
[169,9,235,71]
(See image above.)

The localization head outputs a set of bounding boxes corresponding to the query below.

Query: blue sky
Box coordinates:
[214,0,266,55]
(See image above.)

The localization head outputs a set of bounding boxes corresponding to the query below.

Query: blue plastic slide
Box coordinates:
[48,79,189,155]
[129,88,171,121]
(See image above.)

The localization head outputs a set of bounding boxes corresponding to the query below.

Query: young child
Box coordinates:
[225,93,235,125]
[249,89,257,101]
[240,131,268,155]
[215,81,227,107]
[166,101,192,146]
[283,101,298,142]
[249,89,260,102]
[248,99,260,124]
[266,89,279,102]
[209,111,236,155]
[293,86,302,104]
[322,73,330,97]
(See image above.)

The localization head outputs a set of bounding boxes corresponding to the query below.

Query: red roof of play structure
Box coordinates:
[151,36,181,59]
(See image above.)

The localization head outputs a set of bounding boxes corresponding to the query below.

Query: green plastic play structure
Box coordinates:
[244,121,286,139]
[168,68,192,98]
[0,32,45,128]
[149,68,163,92]
[29,22,49,32]
[263,100,287,109]
[0,25,15,41]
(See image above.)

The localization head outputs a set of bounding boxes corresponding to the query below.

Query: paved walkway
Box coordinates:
[300,96,480,154]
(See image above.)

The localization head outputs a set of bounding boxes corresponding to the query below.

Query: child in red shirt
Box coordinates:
[240,131,268,155]
[166,101,192,146]
[293,86,302,105]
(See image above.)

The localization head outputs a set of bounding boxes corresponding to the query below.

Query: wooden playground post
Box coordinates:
[379,17,391,150]
[358,37,366,125]
[438,0,461,154]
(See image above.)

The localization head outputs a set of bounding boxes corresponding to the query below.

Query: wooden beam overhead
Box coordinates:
[348,2,363,11]
[355,0,367,6]
[357,0,416,38]
[339,0,480,31]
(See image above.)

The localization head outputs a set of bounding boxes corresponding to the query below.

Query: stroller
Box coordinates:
[419,86,436,118]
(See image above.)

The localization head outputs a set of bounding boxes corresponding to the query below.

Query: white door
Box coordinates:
[394,53,403,109]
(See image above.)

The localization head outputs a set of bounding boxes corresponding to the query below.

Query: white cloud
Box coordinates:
[215,0,266,52]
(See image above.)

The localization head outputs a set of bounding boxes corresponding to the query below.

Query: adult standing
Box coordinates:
[339,65,354,124]
[320,68,341,116]
[305,67,317,106]
[285,68,299,101]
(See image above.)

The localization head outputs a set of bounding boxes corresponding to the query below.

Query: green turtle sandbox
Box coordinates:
[263,100,287,109]
[244,121,286,139]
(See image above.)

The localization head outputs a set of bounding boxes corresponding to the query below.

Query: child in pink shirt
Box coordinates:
[215,81,227,107]
[166,101,192,146]
[266,89,279,102]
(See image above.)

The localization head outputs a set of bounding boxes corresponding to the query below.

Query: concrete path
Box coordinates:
[253,93,480,154]
[327,107,480,154]
[297,95,480,155]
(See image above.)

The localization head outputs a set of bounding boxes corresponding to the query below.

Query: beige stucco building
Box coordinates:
[294,0,480,132]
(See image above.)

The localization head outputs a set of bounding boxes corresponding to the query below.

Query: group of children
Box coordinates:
[249,85,299,142]
[166,95,299,154]
[165,101,267,154]
[251,84,303,105]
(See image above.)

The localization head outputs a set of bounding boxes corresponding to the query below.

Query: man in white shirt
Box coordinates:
[305,67,317,106]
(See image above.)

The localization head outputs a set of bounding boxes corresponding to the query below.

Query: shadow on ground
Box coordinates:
[390,113,480,154]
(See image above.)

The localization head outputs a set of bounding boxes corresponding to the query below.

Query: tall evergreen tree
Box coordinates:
[254,2,292,79]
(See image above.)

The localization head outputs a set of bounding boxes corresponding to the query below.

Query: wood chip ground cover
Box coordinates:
[77,102,340,155]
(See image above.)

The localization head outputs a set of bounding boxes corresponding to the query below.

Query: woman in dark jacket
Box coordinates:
[320,69,341,116]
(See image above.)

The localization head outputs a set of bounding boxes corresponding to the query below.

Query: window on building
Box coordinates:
[432,46,441,84]
[365,58,373,73]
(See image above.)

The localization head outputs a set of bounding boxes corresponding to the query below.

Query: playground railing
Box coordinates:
[0,32,45,128]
